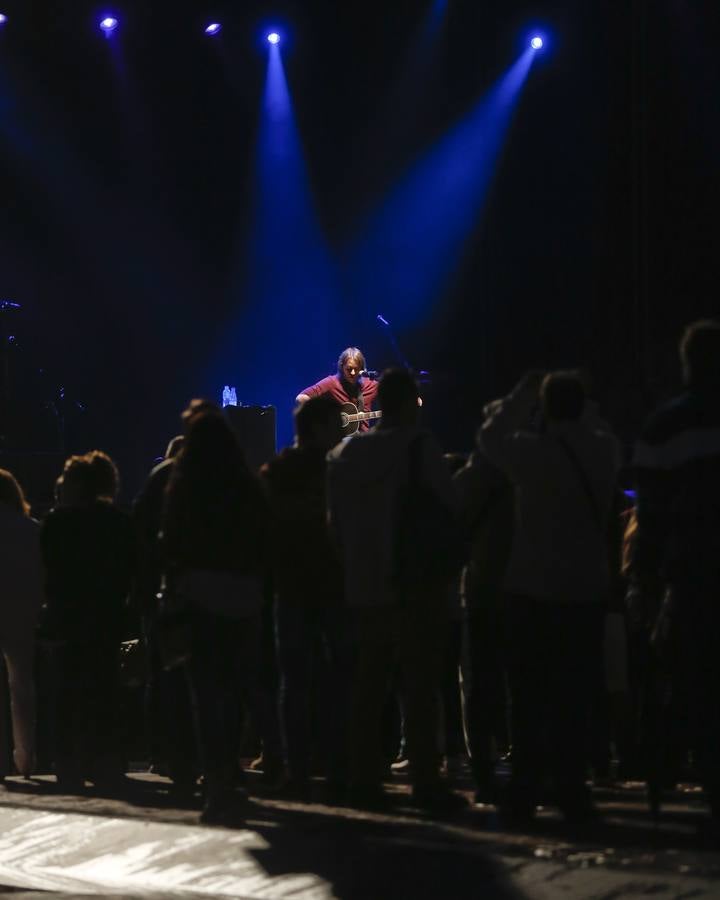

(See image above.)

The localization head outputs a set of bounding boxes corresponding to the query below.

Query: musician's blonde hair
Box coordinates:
[337,347,366,375]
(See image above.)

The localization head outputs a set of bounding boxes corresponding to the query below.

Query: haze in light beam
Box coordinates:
[346,47,535,329]
[225,44,343,447]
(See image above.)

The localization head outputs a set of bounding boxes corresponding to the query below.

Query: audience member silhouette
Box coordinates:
[440,452,471,772]
[481,370,620,822]
[40,451,135,790]
[161,405,278,824]
[261,395,349,800]
[633,319,720,821]
[0,470,43,780]
[454,429,514,803]
[327,368,465,812]
[133,401,215,787]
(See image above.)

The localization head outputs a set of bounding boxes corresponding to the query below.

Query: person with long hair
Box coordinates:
[162,405,276,824]
[296,347,379,433]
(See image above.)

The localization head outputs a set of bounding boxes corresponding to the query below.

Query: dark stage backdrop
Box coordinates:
[0,0,718,496]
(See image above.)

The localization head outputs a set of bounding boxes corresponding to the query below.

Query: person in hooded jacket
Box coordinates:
[261,395,348,800]
[327,368,465,812]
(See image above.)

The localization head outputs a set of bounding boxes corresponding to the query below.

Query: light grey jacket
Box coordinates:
[481,395,620,604]
[327,425,457,608]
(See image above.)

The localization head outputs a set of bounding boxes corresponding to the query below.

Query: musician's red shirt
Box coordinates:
[300,375,378,430]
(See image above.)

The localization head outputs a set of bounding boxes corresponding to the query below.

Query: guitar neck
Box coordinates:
[347,410,383,423]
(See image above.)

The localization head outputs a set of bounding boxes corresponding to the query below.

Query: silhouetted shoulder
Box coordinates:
[635,392,720,470]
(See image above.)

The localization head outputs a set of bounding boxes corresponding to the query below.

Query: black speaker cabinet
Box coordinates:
[223,405,276,471]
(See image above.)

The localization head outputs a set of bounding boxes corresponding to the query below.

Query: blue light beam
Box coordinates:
[359,0,450,172]
[221,42,343,447]
[346,47,536,329]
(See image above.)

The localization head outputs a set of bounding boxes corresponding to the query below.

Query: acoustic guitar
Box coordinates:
[339,402,382,436]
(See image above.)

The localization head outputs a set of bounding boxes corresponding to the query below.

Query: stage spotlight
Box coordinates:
[530,36,543,50]
[205,23,222,36]
[100,16,119,35]
[0,13,7,25]
[267,32,281,45]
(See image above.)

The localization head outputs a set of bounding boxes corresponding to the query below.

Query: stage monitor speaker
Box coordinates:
[223,405,276,471]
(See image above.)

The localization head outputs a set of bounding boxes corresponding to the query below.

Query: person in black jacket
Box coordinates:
[633,319,720,822]
[41,451,134,790]
[453,438,514,804]
[261,395,347,800]
[132,401,216,788]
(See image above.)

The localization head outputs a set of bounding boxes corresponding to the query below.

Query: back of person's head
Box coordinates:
[180,398,222,430]
[294,395,342,449]
[540,371,586,423]
[337,347,366,375]
[680,319,720,389]
[85,450,120,501]
[378,368,420,423]
[166,409,258,531]
[0,469,31,516]
[175,410,249,484]
[55,455,98,507]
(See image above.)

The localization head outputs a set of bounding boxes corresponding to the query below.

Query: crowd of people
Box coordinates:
[0,319,718,829]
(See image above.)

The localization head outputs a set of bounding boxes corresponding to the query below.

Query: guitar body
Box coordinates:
[339,402,382,436]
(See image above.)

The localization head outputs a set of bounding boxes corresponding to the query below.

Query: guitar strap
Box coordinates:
[340,375,364,413]
[356,380,365,414]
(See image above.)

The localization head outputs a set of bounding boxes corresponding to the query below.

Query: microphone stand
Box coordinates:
[38,371,87,454]
[375,314,431,384]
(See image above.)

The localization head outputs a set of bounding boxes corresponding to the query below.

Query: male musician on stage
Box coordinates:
[296,347,378,431]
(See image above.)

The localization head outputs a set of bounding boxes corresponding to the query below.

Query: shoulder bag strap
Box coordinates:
[555,435,603,531]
